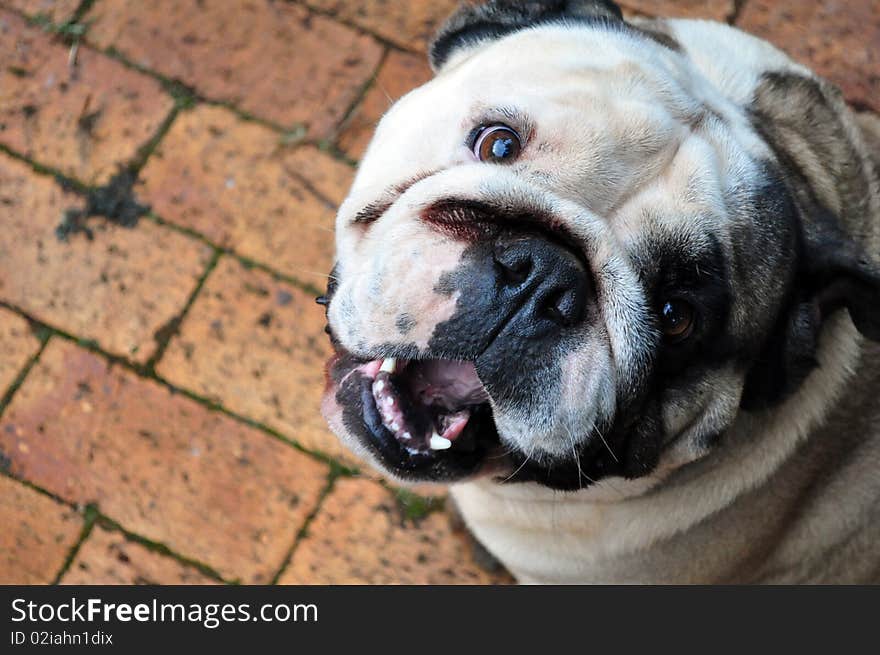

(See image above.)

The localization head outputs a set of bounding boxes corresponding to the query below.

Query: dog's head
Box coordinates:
[320,0,880,489]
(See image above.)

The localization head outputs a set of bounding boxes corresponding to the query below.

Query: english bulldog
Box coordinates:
[319,0,880,583]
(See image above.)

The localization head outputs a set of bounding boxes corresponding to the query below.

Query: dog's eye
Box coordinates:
[660,299,695,342]
[473,124,521,163]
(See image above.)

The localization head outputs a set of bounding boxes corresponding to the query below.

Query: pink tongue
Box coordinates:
[440,410,470,442]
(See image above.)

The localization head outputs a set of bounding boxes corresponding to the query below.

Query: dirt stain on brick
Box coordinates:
[151,315,183,354]
[75,381,92,399]
[77,107,103,137]
[56,168,151,241]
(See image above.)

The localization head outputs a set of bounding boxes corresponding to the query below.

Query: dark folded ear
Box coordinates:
[748,71,880,344]
[806,224,880,342]
[429,0,623,71]
[742,207,880,410]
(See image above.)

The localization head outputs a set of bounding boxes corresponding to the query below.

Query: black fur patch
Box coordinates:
[634,233,737,381]
[430,0,634,71]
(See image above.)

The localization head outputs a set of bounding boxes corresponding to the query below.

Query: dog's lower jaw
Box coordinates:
[451,314,879,584]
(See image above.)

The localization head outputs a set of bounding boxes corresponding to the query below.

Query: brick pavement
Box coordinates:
[0,0,876,585]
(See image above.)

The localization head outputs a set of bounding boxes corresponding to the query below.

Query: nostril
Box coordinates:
[495,258,532,286]
[539,287,583,326]
[494,244,533,286]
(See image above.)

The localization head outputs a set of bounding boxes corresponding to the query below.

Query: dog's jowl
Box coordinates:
[319,0,880,583]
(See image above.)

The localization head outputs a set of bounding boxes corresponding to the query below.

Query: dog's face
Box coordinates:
[320,2,880,489]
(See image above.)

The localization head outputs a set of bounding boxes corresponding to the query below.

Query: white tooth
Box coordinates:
[402,432,412,440]
[375,380,385,392]
[391,422,400,432]
[379,357,397,373]
[430,433,452,450]
[385,396,395,407]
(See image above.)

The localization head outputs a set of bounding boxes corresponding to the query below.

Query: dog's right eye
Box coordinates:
[472,124,522,163]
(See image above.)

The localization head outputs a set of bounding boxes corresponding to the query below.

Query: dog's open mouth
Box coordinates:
[330,351,502,478]
[367,357,490,453]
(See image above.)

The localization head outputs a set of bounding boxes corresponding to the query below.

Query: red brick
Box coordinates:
[0,475,82,584]
[738,1,880,113]
[0,308,41,395]
[139,106,338,280]
[285,145,355,206]
[619,0,733,20]
[0,154,212,363]
[0,340,329,583]
[4,0,80,21]
[84,0,383,138]
[280,478,511,584]
[338,50,434,160]
[0,10,174,184]
[61,526,219,585]
[305,0,459,51]
[156,257,348,462]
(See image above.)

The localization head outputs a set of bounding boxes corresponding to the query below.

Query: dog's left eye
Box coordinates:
[660,299,695,343]
[473,124,521,163]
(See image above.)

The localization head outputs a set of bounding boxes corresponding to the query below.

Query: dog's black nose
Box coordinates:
[427,231,591,359]
[492,234,590,339]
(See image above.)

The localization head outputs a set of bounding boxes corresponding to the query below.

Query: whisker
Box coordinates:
[565,425,593,490]
[571,439,585,490]
[288,219,336,233]
[501,442,536,483]
[568,425,599,488]
[593,422,619,464]
[285,268,338,281]
[487,446,517,460]
[378,82,394,107]
[286,268,367,284]
[589,425,626,498]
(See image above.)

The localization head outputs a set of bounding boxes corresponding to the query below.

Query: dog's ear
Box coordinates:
[804,219,880,343]
[742,205,880,409]
[741,71,880,409]
[429,0,624,72]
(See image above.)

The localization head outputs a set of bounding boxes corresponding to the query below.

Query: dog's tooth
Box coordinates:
[402,432,412,440]
[375,380,385,392]
[385,396,395,407]
[430,433,452,450]
[379,357,397,373]
[391,422,400,432]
